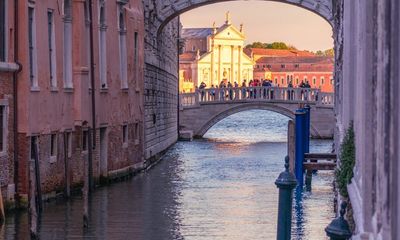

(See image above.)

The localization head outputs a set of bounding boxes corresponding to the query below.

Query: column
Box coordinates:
[231,45,234,83]
[210,41,215,86]
[218,45,222,83]
[238,46,242,83]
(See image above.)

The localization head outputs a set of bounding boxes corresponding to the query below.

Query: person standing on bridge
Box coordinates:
[228,82,233,100]
[199,81,207,102]
[241,80,247,99]
[210,85,216,101]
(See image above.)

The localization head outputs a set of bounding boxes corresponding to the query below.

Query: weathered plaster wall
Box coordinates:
[335,0,399,239]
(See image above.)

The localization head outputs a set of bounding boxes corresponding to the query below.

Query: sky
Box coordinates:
[180,1,333,52]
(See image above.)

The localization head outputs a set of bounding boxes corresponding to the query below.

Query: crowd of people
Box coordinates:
[197,79,314,101]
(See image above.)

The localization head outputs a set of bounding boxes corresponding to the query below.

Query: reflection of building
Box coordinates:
[179,13,254,92]
[253,56,334,92]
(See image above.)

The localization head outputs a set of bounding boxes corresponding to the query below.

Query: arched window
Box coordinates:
[321,77,325,85]
[295,77,299,85]
[312,77,316,85]
[118,6,127,89]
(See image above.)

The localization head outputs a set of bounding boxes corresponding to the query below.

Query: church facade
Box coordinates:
[179,14,254,92]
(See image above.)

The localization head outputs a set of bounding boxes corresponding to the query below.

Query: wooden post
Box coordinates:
[32,139,42,212]
[305,170,312,192]
[83,128,91,228]
[29,160,38,239]
[63,133,71,198]
[0,185,5,225]
[287,120,295,174]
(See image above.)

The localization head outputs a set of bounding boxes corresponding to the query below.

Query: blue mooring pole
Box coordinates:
[304,105,311,153]
[295,109,306,186]
[275,156,298,240]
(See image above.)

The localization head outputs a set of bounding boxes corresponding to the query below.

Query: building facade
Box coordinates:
[0,0,19,207]
[0,0,145,206]
[253,55,334,92]
[179,14,254,92]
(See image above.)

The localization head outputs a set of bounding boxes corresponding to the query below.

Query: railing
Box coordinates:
[180,86,334,107]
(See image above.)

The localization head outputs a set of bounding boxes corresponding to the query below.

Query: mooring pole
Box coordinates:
[0,186,5,225]
[275,156,297,240]
[303,105,311,153]
[325,202,352,240]
[295,109,306,186]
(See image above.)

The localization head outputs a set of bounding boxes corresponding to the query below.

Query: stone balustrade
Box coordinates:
[180,87,334,107]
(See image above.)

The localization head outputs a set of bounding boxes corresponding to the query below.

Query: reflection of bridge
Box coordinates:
[179,87,335,138]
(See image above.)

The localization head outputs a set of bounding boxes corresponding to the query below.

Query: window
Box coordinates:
[48,10,57,88]
[122,124,128,144]
[50,133,57,157]
[63,0,73,88]
[99,3,107,89]
[0,106,5,153]
[0,0,6,61]
[281,64,285,69]
[82,130,88,151]
[134,122,139,144]
[331,78,334,85]
[192,46,196,51]
[66,132,72,158]
[295,77,299,85]
[84,0,91,89]
[313,77,316,85]
[321,77,325,85]
[266,64,271,68]
[28,6,38,89]
[118,8,128,89]
[286,75,290,83]
[274,78,278,84]
[281,77,284,85]
[294,64,299,68]
[134,32,139,90]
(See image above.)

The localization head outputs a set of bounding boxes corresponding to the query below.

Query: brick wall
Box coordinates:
[0,71,15,202]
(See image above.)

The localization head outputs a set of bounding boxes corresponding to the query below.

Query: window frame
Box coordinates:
[0,105,6,156]
[0,0,7,62]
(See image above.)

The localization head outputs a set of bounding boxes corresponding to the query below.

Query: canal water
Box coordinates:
[1,110,334,240]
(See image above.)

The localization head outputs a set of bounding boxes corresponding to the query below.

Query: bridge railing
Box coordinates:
[180,86,334,107]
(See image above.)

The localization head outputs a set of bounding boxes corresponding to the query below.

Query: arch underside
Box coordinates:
[196,103,321,137]
[157,0,333,35]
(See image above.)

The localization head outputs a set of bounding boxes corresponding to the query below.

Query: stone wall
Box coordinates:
[144,4,180,160]
[335,0,399,239]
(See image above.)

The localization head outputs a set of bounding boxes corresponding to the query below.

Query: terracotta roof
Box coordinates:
[246,48,315,57]
[181,28,213,39]
[255,56,334,72]
[256,56,333,64]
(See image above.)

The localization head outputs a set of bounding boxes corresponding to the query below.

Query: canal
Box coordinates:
[1,110,334,240]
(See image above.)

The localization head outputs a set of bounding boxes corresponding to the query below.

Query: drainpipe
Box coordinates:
[88,0,95,190]
[13,0,22,208]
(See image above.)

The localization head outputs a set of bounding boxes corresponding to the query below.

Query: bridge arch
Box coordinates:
[156,0,333,35]
[195,102,321,137]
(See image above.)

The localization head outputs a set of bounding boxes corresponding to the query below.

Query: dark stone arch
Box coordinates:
[196,103,321,137]
[156,0,333,36]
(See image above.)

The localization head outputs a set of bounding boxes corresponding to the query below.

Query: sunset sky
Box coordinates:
[180,1,333,52]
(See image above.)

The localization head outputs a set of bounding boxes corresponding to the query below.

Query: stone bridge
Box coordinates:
[179,87,335,138]
[143,0,334,159]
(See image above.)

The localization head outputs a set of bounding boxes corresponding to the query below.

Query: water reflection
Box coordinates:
[2,110,334,240]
